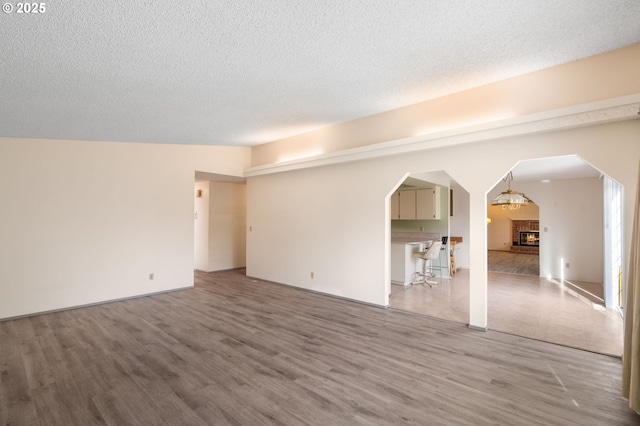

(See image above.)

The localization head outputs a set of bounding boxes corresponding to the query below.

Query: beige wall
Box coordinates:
[0,138,250,319]
[208,181,247,271]
[252,43,640,167]
[194,181,210,270]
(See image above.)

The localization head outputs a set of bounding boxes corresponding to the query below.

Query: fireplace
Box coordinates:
[511,220,539,253]
[519,231,539,247]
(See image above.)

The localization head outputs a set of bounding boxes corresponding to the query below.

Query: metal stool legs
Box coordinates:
[412,241,443,286]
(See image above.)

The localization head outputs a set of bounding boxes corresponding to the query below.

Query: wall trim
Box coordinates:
[246,275,389,309]
[0,285,194,322]
[245,94,640,177]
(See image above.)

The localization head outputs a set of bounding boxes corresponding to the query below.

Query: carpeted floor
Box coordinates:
[488,250,539,276]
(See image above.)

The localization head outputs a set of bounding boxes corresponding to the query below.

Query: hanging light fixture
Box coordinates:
[491,171,533,210]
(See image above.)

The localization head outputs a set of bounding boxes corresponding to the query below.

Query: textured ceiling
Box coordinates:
[511,155,601,182]
[1,1,639,147]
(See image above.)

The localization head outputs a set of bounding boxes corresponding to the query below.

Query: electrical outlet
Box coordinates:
[310,272,314,279]
[149,273,154,280]
[565,263,570,269]
[419,226,424,232]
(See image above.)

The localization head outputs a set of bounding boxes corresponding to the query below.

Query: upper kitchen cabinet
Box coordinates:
[391,187,441,220]
[398,190,416,220]
[391,190,416,219]
[416,187,441,220]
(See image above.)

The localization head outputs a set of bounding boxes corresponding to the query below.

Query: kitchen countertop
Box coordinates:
[391,232,440,244]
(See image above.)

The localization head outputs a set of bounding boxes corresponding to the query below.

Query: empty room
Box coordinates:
[2,1,640,424]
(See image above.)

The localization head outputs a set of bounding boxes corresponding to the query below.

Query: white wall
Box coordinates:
[0,137,250,319]
[247,159,395,306]
[534,178,603,282]
[487,178,603,282]
[247,121,640,328]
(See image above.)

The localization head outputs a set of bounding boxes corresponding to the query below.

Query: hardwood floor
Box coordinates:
[488,250,540,276]
[1,268,637,425]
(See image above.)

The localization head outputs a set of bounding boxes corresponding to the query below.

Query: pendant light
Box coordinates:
[491,171,533,210]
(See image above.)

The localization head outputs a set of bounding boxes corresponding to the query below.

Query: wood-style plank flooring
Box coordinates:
[488,250,540,276]
[1,268,637,425]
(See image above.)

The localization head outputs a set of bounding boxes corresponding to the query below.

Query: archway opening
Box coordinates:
[387,169,471,325]
[485,155,623,356]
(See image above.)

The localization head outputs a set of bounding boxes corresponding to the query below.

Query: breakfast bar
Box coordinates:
[390,232,440,285]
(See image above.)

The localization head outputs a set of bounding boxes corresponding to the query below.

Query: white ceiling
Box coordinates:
[510,155,601,182]
[1,1,639,147]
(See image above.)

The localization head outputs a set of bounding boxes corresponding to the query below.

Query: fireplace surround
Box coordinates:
[511,220,539,254]
[519,230,539,247]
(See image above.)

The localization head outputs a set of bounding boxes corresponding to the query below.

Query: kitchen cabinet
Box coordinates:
[391,187,441,220]
[416,187,441,220]
[398,190,416,220]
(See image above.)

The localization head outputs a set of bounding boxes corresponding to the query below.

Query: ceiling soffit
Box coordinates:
[244,96,640,178]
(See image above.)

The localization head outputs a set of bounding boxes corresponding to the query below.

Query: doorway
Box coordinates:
[485,156,624,356]
[194,172,247,273]
[388,171,471,325]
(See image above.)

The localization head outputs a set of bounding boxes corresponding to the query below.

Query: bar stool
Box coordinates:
[413,241,443,286]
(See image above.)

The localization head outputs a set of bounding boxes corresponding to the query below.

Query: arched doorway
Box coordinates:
[387,170,471,325]
[486,155,624,356]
